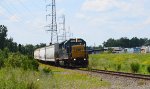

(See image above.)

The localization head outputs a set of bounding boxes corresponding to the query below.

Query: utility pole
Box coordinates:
[45,0,58,44]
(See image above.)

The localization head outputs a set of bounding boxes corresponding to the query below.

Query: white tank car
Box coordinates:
[34,43,59,62]
[34,48,40,59]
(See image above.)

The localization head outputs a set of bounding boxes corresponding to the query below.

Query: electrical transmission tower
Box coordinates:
[45,0,58,44]
[62,15,67,41]
[58,15,67,42]
[58,15,74,42]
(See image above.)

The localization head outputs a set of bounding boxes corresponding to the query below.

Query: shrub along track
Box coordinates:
[76,69,150,80]
[37,60,150,80]
[37,61,150,88]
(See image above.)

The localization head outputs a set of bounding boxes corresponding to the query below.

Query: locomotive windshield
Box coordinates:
[66,39,86,48]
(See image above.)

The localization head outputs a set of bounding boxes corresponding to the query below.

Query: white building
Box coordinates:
[141,46,150,53]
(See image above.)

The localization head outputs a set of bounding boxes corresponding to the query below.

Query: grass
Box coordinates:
[39,64,110,89]
[0,68,39,89]
[0,64,110,89]
[89,53,150,74]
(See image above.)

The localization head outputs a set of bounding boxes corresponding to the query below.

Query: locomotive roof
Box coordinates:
[60,38,85,44]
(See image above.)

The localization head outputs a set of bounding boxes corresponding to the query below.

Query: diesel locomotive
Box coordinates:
[34,38,88,67]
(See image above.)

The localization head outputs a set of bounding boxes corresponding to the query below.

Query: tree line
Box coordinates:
[2,25,150,55]
[0,25,46,57]
[103,37,150,48]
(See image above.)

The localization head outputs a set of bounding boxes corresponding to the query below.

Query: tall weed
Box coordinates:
[147,65,150,73]
[0,68,39,89]
[130,62,140,73]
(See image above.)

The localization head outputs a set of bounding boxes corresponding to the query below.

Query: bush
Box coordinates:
[116,64,121,71]
[5,53,39,71]
[43,67,52,74]
[147,65,150,73]
[108,48,113,53]
[130,62,140,73]
[0,50,7,68]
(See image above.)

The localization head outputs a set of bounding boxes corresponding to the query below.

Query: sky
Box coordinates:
[0,0,150,46]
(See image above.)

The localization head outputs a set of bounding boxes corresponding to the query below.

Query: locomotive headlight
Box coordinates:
[74,59,76,61]
[84,59,86,60]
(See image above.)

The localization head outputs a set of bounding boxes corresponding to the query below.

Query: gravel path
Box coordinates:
[75,70,150,89]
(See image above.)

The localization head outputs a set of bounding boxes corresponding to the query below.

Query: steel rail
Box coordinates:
[79,69,150,80]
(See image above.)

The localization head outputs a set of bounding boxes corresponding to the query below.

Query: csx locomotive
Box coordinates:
[34,38,88,67]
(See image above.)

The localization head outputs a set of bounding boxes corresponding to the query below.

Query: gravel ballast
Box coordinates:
[76,70,150,89]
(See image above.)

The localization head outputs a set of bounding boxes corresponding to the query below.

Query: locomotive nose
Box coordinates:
[71,45,85,59]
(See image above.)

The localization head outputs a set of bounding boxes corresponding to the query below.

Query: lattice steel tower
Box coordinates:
[62,15,67,41]
[58,15,67,42]
[45,0,58,44]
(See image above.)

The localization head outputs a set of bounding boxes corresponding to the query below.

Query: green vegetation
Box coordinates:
[116,64,121,71]
[0,50,40,89]
[0,25,46,57]
[40,65,110,89]
[0,25,111,89]
[130,62,140,73]
[103,37,150,48]
[0,51,110,89]
[89,53,150,74]
[0,64,110,89]
[0,47,109,89]
[42,67,53,74]
[147,65,150,73]
[0,68,39,89]
[0,50,39,71]
[5,52,39,70]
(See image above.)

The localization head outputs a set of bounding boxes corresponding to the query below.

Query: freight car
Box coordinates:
[34,38,88,67]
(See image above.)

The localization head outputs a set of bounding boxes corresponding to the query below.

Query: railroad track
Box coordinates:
[78,69,150,80]
[39,62,150,80]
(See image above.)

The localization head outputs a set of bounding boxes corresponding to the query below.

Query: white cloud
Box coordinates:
[82,0,145,15]
[77,0,148,32]
[9,15,21,22]
[71,0,150,45]
[82,0,116,12]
